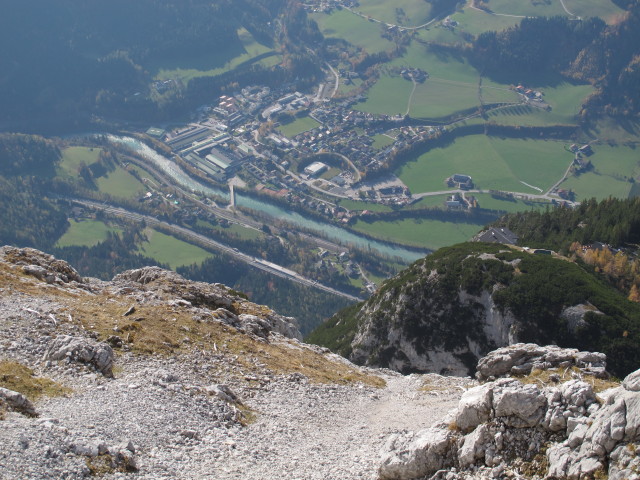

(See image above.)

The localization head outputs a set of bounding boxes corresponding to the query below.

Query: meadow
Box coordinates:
[278,115,322,138]
[138,229,214,269]
[559,144,640,201]
[153,28,276,84]
[311,9,395,54]
[396,135,574,194]
[58,147,101,178]
[352,216,485,249]
[354,0,435,27]
[95,167,147,199]
[354,75,413,116]
[55,220,122,248]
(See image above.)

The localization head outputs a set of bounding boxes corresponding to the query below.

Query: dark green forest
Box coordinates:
[468,4,640,118]
[496,197,640,250]
[0,0,321,133]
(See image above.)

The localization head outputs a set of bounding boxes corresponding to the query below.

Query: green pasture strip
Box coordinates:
[352,216,484,250]
[139,229,214,269]
[58,147,101,178]
[311,10,395,54]
[55,219,122,248]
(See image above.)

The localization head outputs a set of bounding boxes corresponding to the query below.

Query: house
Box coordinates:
[447,174,474,190]
[474,227,519,245]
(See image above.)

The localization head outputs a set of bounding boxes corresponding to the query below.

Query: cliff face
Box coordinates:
[311,243,640,378]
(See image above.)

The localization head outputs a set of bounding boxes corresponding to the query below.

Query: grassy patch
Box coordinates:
[515,367,620,393]
[338,198,394,212]
[563,0,624,23]
[560,144,640,201]
[472,193,550,213]
[355,0,436,27]
[138,229,214,269]
[487,0,567,17]
[58,147,101,178]
[154,28,275,83]
[56,219,123,248]
[372,134,395,150]
[95,166,147,199]
[278,115,322,138]
[355,74,413,116]
[311,9,395,54]
[409,77,480,119]
[0,361,70,402]
[352,217,484,249]
[447,5,520,36]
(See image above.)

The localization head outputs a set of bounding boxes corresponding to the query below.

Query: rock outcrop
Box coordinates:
[44,335,115,377]
[113,266,302,340]
[315,243,640,379]
[476,343,608,381]
[379,344,637,480]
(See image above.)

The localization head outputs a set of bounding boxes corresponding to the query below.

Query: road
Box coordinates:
[69,198,364,303]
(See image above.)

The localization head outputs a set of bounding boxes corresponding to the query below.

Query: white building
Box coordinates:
[304,161,328,177]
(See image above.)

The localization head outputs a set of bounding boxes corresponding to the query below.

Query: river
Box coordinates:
[109,136,424,262]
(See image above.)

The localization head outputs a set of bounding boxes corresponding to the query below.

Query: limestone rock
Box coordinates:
[0,246,84,284]
[476,343,607,381]
[0,386,37,417]
[454,384,493,432]
[378,428,455,480]
[44,335,115,377]
[491,379,547,428]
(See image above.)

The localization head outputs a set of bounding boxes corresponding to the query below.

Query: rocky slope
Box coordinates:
[0,246,468,479]
[309,242,640,378]
[379,343,639,480]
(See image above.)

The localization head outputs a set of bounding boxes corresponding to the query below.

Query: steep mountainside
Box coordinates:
[308,243,640,378]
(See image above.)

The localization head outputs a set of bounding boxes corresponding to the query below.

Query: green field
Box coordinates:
[95,167,147,199]
[472,193,550,212]
[486,81,593,126]
[487,0,567,17]
[372,134,395,150]
[355,75,413,115]
[56,219,122,248]
[451,6,519,35]
[154,28,275,83]
[278,115,322,138]
[139,229,213,269]
[353,217,485,249]
[355,0,435,27]
[58,147,101,178]
[311,9,395,54]
[397,135,574,194]
[409,77,480,119]
[338,198,394,212]
[564,0,624,22]
[560,144,640,200]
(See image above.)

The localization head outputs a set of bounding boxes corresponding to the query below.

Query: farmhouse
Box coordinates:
[304,161,328,177]
[447,174,474,190]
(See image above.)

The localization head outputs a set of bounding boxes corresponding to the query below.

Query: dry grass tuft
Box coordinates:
[515,367,619,393]
[0,360,71,401]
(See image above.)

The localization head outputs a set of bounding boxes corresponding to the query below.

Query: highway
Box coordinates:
[69,198,364,303]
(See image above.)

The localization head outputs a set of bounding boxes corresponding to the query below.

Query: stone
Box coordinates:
[44,335,115,377]
[458,424,490,467]
[0,387,37,417]
[623,368,640,392]
[378,428,455,480]
[492,380,547,428]
[454,384,493,432]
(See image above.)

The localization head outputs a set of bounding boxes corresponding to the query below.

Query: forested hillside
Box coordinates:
[496,197,640,250]
[469,3,640,118]
[0,0,320,132]
[309,242,640,378]
[0,134,68,249]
